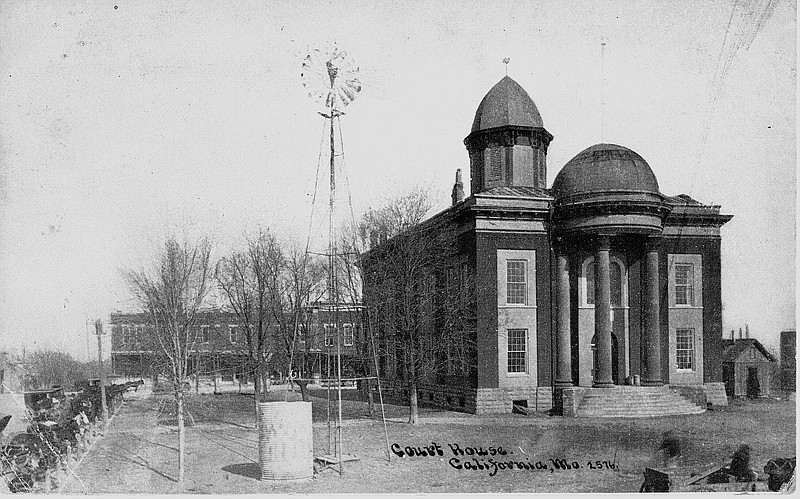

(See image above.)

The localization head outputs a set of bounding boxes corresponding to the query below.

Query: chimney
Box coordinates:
[451,169,465,206]
[745,324,750,339]
[739,327,743,340]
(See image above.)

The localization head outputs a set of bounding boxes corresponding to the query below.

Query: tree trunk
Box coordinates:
[298,380,308,401]
[367,378,375,416]
[408,352,419,424]
[194,352,201,394]
[408,380,419,424]
[254,361,261,402]
[176,389,185,483]
[262,371,271,393]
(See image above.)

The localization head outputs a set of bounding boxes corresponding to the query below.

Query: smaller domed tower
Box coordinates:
[464,76,553,194]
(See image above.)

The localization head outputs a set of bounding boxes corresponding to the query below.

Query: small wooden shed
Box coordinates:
[721,339,777,397]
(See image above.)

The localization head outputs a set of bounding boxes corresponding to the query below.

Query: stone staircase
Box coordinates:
[575,386,705,417]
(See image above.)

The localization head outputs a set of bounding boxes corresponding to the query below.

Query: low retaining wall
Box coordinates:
[668,384,707,408]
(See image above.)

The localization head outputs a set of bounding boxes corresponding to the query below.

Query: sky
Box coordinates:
[0,0,795,361]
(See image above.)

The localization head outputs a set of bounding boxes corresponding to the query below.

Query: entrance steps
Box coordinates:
[575,386,705,418]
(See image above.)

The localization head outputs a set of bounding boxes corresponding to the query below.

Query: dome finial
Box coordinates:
[502,57,510,76]
[600,39,607,142]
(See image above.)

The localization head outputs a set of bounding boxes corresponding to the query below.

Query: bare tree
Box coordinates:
[124,237,212,484]
[24,350,94,390]
[360,189,469,424]
[337,224,380,414]
[216,229,283,405]
[275,249,326,401]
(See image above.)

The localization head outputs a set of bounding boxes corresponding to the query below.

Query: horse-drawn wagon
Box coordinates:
[0,379,143,493]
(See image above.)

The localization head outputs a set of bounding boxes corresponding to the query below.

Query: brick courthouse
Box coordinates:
[362,76,732,416]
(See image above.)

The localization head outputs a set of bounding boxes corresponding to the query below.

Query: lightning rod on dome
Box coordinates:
[600,39,607,143]
[503,57,510,76]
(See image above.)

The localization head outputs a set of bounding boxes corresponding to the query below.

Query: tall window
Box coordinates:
[229,326,237,343]
[342,324,354,346]
[584,260,624,307]
[297,324,307,344]
[506,260,527,305]
[676,328,694,370]
[201,326,210,343]
[507,329,527,373]
[122,325,131,345]
[610,262,622,307]
[675,264,695,306]
[324,325,335,347]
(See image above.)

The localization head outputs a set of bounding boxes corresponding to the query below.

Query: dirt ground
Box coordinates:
[60,389,796,494]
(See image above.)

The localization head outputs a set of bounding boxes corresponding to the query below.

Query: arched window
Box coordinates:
[582,258,626,307]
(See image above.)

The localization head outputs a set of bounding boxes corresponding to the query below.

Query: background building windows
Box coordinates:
[507,329,527,373]
[506,260,527,305]
[200,326,210,343]
[675,263,695,306]
[229,326,238,343]
[676,328,695,370]
[343,324,354,346]
[324,325,335,347]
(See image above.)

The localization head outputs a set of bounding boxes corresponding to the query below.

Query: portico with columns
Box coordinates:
[549,143,675,393]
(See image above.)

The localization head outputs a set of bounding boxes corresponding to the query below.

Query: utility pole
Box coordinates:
[95,320,109,429]
[21,346,27,391]
[86,318,91,363]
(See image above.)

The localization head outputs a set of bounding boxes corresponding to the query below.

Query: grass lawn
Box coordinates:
[61,389,796,494]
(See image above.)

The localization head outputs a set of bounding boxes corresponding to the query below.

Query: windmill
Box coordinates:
[298,45,375,475]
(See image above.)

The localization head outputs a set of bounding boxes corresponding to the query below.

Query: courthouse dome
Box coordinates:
[552,143,659,201]
[471,76,544,132]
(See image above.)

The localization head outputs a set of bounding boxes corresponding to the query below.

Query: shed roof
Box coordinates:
[721,338,777,363]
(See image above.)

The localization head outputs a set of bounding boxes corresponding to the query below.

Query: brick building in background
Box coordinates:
[362,76,732,416]
[110,303,364,383]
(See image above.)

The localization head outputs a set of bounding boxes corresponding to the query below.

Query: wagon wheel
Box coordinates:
[11,449,30,468]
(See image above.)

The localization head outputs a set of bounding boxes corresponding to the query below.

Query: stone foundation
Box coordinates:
[375,380,477,413]
[373,381,554,415]
[560,387,588,417]
[668,384,708,408]
[702,382,729,406]
[475,387,553,415]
